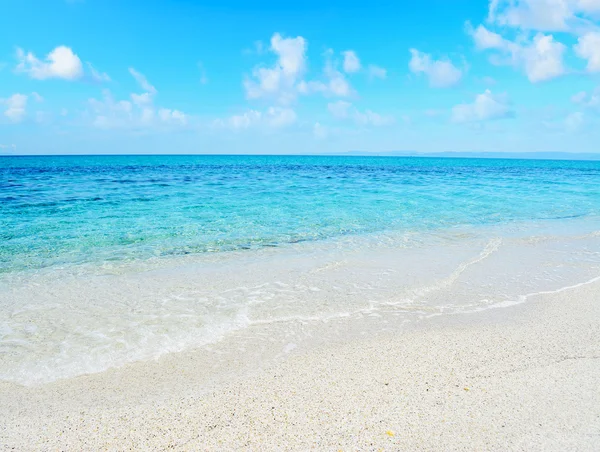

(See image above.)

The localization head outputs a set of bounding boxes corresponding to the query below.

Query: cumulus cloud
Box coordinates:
[327,101,394,126]
[322,57,353,96]
[2,93,28,122]
[0,144,17,151]
[521,33,566,81]
[469,1,600,80]
[468,24,566,82]
[244,38,363,104]
[296,54,354,98]
[243,37,373,104]
[16,45,110,83]
[469,23,510,51]
[342,50,361,73]
[408,49,463,88]
[451,90,514,123]
[488,0,600,33]
[16,46,83,80]
[244,33,307,105]
[574,31,600,72]
[368,64,387,79]
[87,70,187,130]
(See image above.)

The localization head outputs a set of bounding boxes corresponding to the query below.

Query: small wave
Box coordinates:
[410,237,502,298]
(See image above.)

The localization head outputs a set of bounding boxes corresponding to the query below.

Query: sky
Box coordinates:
[1,0,600,155]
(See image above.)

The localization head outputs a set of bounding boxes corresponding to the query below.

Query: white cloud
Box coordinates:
[2,93,28,122]
[327,101,394,126]
[488,0,600,33]
[574,32,600,71]
[468,24,566,82]
[158,108,187,125]
[87,70,188,130]
[216,107,297,130]
[522,33,566,81]
[88,63,111,82]
[327,74,352,96]
[266,107,297,127]
[489,0,573,31]
[244,38,362,103]
[323,59,353,96]
[131,92,153,107]
[571,85,600,108]
[129,67,157,94]
[0,144,17,151]
[408,49,463,88]
[451,90,514,123]
[342,50,361,73]
[228,110,262,129]
[244,33,307,105]
[297,57,353,98]
[16,45,110,83]
[16,46,83,80]
[470,23,510,50]
[88,90,132,128]
[1,91,47,124]
[368,64,387,79]
[467,0,600,82]
[475,1,600,79]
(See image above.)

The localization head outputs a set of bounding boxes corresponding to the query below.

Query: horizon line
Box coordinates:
[1,151,600,162]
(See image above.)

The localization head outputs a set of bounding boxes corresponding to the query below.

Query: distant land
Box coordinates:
[1,151,600,160]
[332,151,600,161]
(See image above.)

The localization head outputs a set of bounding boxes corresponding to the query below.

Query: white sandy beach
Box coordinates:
[1,278,599,451]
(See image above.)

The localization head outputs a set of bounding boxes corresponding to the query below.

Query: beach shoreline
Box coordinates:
[2,276,599,451]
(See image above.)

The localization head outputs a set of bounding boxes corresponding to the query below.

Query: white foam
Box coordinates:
[1,222,600,386]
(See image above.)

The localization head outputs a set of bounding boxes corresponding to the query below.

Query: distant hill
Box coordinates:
[332,151,600,161]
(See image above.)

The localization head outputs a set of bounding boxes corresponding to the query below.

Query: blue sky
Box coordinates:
[1,0,600,155]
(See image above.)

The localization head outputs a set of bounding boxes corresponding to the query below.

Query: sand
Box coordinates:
[1,279,599,451]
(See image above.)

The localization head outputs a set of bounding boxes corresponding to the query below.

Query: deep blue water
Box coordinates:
[2,155,600,274]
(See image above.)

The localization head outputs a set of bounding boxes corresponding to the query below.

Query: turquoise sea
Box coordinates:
[2,155,600,273]
[1,155,600,384]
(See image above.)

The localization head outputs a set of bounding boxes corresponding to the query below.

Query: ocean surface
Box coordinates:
[1,155,600,385]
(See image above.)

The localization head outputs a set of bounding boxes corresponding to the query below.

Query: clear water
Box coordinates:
[1,155,600,385]
[2,155,599,273]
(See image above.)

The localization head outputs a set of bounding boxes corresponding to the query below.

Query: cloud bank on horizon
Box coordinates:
[1,0,600,155]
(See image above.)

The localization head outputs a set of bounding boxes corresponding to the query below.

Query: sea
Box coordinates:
[1,155,599,385]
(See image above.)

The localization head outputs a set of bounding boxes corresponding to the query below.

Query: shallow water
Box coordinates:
[1,155,599,385]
